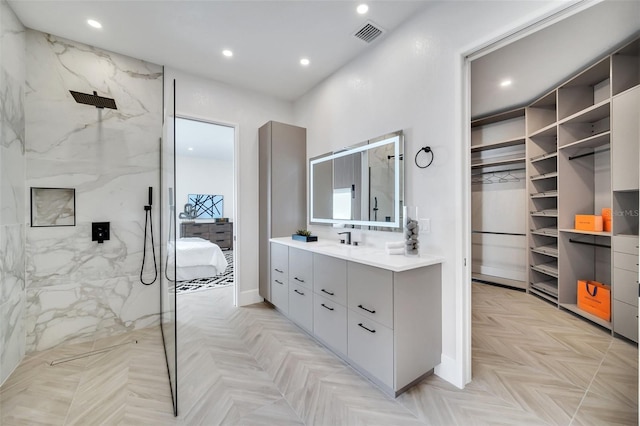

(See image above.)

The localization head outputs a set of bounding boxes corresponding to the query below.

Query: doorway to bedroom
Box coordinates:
[174,117,236,304]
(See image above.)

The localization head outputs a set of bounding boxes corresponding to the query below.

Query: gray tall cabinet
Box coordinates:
[258,121,307,302]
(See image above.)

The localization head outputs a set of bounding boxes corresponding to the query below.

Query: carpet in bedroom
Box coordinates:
[176,250,234,294]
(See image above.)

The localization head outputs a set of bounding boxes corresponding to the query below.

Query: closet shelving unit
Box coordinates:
[610,38,640,342]
[527,90,560,301]
[471,108,527,289]
[473,36,639,339]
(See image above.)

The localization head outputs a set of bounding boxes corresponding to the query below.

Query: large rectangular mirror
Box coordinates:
[310,131,404,231]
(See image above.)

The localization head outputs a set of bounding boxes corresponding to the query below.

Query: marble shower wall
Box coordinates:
[25,30,163,353]
[0,0,26,385]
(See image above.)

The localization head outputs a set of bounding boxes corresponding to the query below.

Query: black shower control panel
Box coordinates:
[92,222,110,243]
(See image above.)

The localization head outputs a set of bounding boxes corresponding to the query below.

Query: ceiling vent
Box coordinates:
[353,21,385,43]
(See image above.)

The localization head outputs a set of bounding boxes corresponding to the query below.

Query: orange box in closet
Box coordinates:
[575,215,603,232]
[601,208,612,232]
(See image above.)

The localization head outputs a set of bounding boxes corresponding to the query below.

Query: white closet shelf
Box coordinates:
[471,156,525,169]
[530,152,558,163]
[531,227,558,237]
[529,122,558,138]
[531,245,558,257]
[560,304,612,330]
[530,280,558,298]
[531,262,558,278]
[530,209,558,217]
[558,131,610,152]
[471,137,526,152]
[472,273,527,290]
[530,190,558,198]
[558,100,610,126]
[530,171,558,181]
[559,229,612,237]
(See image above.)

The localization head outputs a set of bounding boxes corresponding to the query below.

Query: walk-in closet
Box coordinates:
[471,36,640,343]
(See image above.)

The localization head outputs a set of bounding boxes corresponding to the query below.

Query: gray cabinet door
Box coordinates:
[612,86,639,191]
[347,310,393,388]
[313,293,347,356]
[347,262,394,329]
[313,254,347,305]
[288,282,313,332]
[289,247,313,290]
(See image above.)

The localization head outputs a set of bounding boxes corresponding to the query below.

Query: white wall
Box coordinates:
[165,68,294,305]
[294,0,565,388]
[176,155,234,229]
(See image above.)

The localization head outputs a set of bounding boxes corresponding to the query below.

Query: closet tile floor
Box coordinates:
[1,282,637,425]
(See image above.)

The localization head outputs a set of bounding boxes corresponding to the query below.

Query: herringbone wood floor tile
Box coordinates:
[1,282,636,425]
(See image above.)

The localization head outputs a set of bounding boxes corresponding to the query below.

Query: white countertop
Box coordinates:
[270,237,444,272]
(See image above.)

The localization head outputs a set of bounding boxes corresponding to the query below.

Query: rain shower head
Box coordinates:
[69,90,117,110]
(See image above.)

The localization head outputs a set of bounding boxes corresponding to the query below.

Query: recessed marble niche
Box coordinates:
[30,187,75,227]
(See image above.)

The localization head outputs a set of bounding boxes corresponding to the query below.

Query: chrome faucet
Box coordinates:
[338,231,351,245]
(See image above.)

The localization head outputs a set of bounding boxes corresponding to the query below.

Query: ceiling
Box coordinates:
[7,1,640,121]
[8,0,430,102]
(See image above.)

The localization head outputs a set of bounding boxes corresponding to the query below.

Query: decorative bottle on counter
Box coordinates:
[404,206,419,256]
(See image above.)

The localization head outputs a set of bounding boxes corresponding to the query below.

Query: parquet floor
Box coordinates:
[1,282,637,425]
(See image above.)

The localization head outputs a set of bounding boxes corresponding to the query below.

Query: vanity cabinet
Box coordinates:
[270,242,289,313]
[268,238,443,397]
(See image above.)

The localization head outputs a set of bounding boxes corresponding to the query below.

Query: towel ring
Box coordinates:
[415,146,434,169]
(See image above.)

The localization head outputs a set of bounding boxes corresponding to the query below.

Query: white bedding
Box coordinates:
[173,237,228,281]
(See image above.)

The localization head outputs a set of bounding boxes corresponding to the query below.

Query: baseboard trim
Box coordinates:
[435,353,465,389]
[237,288,262,306]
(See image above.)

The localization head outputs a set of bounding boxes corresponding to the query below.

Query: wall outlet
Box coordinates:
[419,218,431,233]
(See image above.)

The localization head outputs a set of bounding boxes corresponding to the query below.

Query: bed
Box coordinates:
[173,237,228,281]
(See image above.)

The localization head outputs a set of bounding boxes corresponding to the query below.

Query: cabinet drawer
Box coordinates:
[271,276,288,314]
[614,267,639,307]
[289,282,313,332]
[347,262,393,329]
[289,248,313,289]
[613,235,639,255]
[271,243,289,276]
[613,252,639,273]
[212,237,232,248]
[313,254,347,306]
[212,222,232,232]
[347,310,393,388]
[613,299,638,343]
[313,294,347,356]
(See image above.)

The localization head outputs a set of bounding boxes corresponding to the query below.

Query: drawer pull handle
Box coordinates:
[275,279,283,285]
[294,289,305,296]
[216,231,226,234]
[321,303,334,311]
[275,269,283,273]
[321,289,335,296]
[294,277,305,283]
[358,323,376,333]
[358,304,376,314]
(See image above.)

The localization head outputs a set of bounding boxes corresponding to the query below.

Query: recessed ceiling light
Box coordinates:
[357,4,369,14]
[222,49,233,57]
[300,58,310,66]
[500,79,512,87]
[188,147,194,151]
[87,19,102,29]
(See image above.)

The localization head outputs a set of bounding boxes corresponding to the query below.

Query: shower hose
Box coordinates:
[140,203,158,286]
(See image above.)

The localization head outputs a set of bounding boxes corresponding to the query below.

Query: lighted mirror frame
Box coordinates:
[309,132,402,229]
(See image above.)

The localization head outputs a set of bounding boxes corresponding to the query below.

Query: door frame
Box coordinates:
[175,113,240,306]
[459,0,598,385]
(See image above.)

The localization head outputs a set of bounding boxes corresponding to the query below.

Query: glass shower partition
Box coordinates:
[160,78,178,415]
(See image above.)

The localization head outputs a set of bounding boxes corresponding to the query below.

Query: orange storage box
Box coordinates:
[601,208,612,232]
[575,215,603,232]
[577,280,611,321]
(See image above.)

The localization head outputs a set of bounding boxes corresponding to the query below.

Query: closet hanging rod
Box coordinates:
[569,238,611,249]
[472,230,526,236]
[568,148,610,161]
[471,167,525,176]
